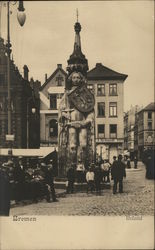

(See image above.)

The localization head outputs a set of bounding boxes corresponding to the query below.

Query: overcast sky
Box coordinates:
[0,0,154,111]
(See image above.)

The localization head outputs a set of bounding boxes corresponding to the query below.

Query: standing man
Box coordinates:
[127,157,131,169]
[101,159,110,183]
[66,164,75,194]
[111,154,126,194]
[13,157,25,203]
[134,156,138,169]
[94,163,102,195]
[112,156,117,163]
[86,166,95,194]
[43,163,58,202]
[76,160,85,183]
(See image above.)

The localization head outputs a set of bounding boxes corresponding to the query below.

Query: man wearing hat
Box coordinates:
[111,154,126,194]
[86,165,95,194]
[94,162,102,195]
[66,164,75,194]
[13,157,26,203]
[41,162,58,202]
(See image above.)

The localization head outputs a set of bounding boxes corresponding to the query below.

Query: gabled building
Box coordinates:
[136,102,155,159]
[0,37,40,149]
[87,63,128,163]
[40,64,67,146]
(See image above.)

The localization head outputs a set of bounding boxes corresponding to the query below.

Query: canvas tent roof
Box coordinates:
[0,147,57,157]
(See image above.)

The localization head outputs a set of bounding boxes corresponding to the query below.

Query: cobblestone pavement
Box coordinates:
[10,162,154,216]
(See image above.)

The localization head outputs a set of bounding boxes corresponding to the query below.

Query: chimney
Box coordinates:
[30,77,34,89]
[57,64,62,69]
[23,65,29,81]
[96,63,102,67]
[45,73,47,82]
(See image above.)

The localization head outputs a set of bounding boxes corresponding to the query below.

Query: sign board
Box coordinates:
[6,134,15,141]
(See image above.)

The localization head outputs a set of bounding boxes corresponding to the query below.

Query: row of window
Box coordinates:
[48,120,117,139]
[98,124,117,138]
[49,93,118,117]
[88,83,117,96]
[97,102,117,117]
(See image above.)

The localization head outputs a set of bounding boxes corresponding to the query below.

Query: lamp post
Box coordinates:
[6,1,26,145]
[27,97,36,148]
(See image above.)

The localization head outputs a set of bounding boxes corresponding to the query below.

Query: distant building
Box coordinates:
[39,64,67,146]
[135,102,155,159]
[87,63,128,163]
[0,37,40,149]
[124,105,142,160]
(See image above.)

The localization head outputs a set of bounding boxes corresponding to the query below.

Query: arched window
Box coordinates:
[49,119,58,137]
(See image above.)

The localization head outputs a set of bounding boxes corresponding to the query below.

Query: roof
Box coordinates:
[87,63,128,81]
[40,65,67,91]
[143,102,155,111]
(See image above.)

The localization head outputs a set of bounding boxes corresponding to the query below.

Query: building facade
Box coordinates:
[39,64,128,162]
[40,64,67,146]
[135,103,155,159]
[0,37,40,149]
[87,63,128,163]
[124,105,142,160]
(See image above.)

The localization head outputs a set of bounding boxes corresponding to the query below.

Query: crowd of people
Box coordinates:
[66,155,126,195]
[0,156,59,215]
[1,151,153,217]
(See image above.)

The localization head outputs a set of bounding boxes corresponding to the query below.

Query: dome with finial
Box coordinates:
[67,11,88,76]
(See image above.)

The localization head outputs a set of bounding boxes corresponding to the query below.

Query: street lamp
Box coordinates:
[6,1,26,145]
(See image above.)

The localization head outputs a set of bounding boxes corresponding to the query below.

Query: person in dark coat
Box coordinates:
[0,164,10,216]
[51,148,58,176]
[111,154,126,194]
[94,164,102,195]
[134,156,138,169]
[127,157,131,169]
[66,164,75,194]
[145,151,155,180]
[43,163,58,202]
[13,158,26,203]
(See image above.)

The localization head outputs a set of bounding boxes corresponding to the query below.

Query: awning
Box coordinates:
[0,147,58,157]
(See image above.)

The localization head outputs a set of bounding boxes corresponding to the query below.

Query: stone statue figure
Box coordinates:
[58,71,95,176]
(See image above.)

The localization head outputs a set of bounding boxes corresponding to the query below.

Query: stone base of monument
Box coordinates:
[54,180,111,192]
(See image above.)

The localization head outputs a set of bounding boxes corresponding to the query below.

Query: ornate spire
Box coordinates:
[67,12,88,76]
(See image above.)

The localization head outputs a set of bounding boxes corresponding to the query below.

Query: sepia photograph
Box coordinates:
[0,0,154,249]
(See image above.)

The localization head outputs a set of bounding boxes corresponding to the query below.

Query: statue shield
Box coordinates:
[68,85,95,113]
